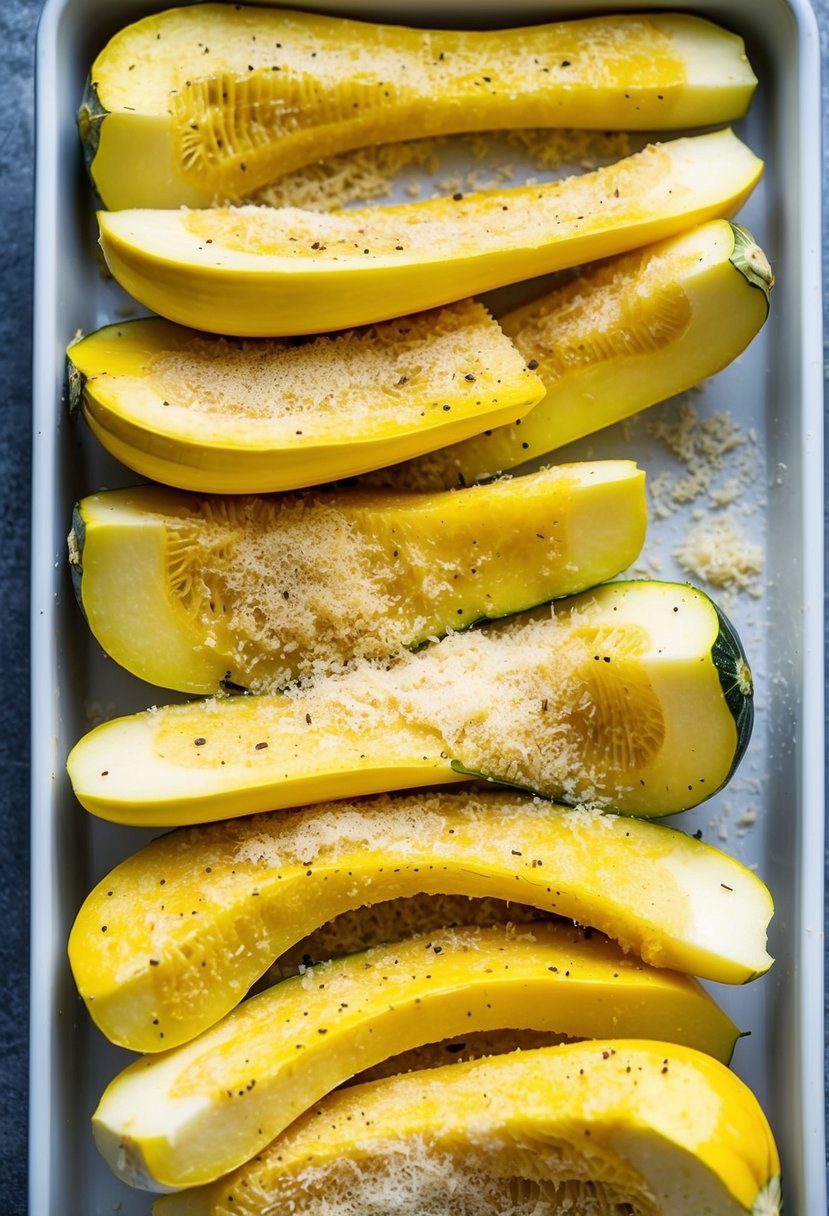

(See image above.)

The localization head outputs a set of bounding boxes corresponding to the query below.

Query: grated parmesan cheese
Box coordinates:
[247,130,632,213]
[645,397,750,515]
[147,299,525,432]
[673,516,764,597]
[640,396,765,603]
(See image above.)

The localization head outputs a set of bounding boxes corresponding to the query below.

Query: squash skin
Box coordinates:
[66,303,546,492]
[96,129,764,337]
[66,581,753,826]
[377,220,774,489]
[152,1042,780,1216]
[82,7,757,210]
[68,788,773,1053]
[90,923,740,1191]
[68,464,647,695]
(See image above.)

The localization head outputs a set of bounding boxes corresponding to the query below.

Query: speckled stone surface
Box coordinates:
[1,2,826,1214]
[1,2,36,1212]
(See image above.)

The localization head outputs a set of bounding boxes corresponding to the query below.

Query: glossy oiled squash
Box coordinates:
[97,129,763,336]
[91,923,739,1191]
[68,463,646,694]
[80,6,757,209]
[67,301,545,491]
[66,581,753,826]
[152,1042,780,1216]
[377,220,774,489]
[69,788,773,1053]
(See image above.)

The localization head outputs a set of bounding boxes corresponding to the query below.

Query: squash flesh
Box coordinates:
[68,302,546,491]
[96,129,763,336]
[84,7,757,209]
[90,924,739,1190]
[68,788,773,1053]
[70,463,647,694]
[152,1042,780,1216]
[377,220,772,489]
[66,581,751,826]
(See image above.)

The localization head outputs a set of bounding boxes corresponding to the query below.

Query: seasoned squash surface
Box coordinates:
[377,220,773,489]
[66,581,753,825]
[97,129,763,336]
[152,1042,780,1216]
[69,463,646,694]
[91,923,739,1190]
[68,788,773,1052]
[68,302,545,490]
[81,6,757,209]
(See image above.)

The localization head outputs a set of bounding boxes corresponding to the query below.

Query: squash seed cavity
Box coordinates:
[175,71,402,196]
[504,257,693,381]
[244,1148,657,1216]
[163,496,397,691]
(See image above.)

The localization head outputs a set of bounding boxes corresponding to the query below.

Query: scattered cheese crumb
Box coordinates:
[673,515,764,597]
[246,130,632,212]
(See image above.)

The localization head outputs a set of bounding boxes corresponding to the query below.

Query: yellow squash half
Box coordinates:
[68,788,773,1053]
[152,1042,781,1216]
[66,581,753,826]
[81,6,757,209]
[68,463,646,694]
[97,129,763,336]
[378,220,774,489]
[68,301,545,491]
[91,924,739,1190]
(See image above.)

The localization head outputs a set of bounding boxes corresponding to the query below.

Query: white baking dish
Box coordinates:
[31,1,825,1212]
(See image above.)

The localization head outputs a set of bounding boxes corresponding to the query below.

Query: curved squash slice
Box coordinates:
[152,1042,781,1216]
[96,129,763,336]
[66,580,753,826]
[90,924,739,1191]
[377,220,773,489]
[68,463,646,694]
[69,788,773,1053]
[81,6,757,210]
[67,302,545,492]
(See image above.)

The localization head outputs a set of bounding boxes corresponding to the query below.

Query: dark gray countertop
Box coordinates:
[2,2,826,1212]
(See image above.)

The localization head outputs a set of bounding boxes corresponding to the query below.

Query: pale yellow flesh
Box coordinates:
[66,581,745,826]
[87,7,757,208]
[68,788,773,1053]
[378,219,771,488]
[91,924,739,1191]
[71,463,647,695]
[69,302,546,491]
[152,1042,780,1216]
[96,130,763,336]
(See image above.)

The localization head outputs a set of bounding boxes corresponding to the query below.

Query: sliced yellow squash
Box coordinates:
[69,788,773,1053]
[91,923,740,1190]
[66,580,753,826]
[68,463,646,694]
[377,220,774,489]
[67,302,545,491]
[152,1041,781,1216]
[81,6,757,210]
[97,129,763,336]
